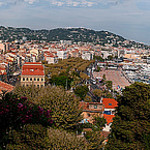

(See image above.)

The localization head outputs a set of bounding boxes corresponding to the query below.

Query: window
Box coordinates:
[37,85,39,88]
[30,78,32,81]
[26,84,28,87]
[104,111,111,115]
[34,78,36,81]
[94,105,97,109]
[37,78,39,81]
[26,78,28,81]
[23,78,25,81]
[108,103,112,106]
[41,78,43,81]
[41,85,43,87]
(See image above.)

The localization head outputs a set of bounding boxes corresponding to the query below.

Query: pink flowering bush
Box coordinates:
[0,93,53,147]
[0,94,53,127]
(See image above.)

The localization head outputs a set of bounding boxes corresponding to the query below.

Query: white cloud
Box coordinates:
[0,0,38,6]
[0,0,130,7]
[48,0,130,7]
[24,0,37,4]
[0,2,3,6]
[51,1,64,6]
[49,0,96,7]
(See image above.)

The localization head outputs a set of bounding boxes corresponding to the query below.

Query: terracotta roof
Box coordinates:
[0,81,14,93]
[22,62,44,76]
[103,114,115,125]
[79,102,89,110]
[24,62,42,65]
[103,98,118,109]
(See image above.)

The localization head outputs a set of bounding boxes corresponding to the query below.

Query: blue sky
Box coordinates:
[0,0,150,44]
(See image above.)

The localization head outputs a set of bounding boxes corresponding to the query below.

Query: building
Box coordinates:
[21,62,45,87]
[0,81,14,94]
[102,98,118,132]
[103,114,115,132]
[103,98,118,115]
[57,50,68,59]
[82,51,93,60]
[44,52,58,64]
[79,102,104,123]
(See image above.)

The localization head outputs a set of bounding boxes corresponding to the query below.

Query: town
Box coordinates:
[0,34,150,149]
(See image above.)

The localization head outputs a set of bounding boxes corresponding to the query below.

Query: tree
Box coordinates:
[106,82,150,150]
[47,128,87,150]
[85,131,104,150]
[84,95,92,102]
[50,73,73,90]
[74,85,89,100]
[23,86,82,130]
[6,124,49,150]
[7,125,87,150]
[13,85,40,101]
[93,89,103,101]
[102,74,106,83]
[93,116,106,131]
[93,55,104,62]
[0,93,53,149]
[105,81,112,90]
[80,72,89,82]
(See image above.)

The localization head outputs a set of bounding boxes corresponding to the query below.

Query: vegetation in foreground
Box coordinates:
[0,82,149,149]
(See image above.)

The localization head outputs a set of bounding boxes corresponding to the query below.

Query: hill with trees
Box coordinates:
[0,26,149,49]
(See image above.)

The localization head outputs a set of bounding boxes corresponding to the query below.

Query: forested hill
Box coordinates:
[0,26,149,49]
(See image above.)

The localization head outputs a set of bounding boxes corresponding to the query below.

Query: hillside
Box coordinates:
[0,26,149,49]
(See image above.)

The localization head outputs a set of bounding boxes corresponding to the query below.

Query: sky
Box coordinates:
[0,0,150,45]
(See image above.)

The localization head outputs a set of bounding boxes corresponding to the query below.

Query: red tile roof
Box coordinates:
[103,114,115,125]
[103,98,118,109]
[22,62,44,76]
[0,81,14,93]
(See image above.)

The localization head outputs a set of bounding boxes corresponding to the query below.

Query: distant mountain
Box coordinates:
[0,26,149,49]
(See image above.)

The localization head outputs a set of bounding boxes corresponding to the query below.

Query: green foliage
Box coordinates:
[105,81,112,90]
[47,128,87,150]
[93,55,104,62]
[13,85,40,101]
[0,92,53,148]
[84,95,92,102]
[95,66,101,72]
[106,82,150,150]
[14,85,82,130]
[85,131,104,150]
[93,117,106,131]
[6,124,49,150]
[74,85,89,100]
[44,57,93,87]
[102,74,106,82]
[7,124,88,150]
[93,89,103,98]
[50,73,73,90]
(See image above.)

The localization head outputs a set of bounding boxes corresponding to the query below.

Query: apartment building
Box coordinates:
[21,62,45,87]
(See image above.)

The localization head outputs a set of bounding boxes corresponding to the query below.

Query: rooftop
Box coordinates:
[22,62,44,76]
[103,98,118,109]
[0,81,14,93]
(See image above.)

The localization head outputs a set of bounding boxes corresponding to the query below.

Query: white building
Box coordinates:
[46,55,58,64]
[57,50,68,59]
[82,51,93,60]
